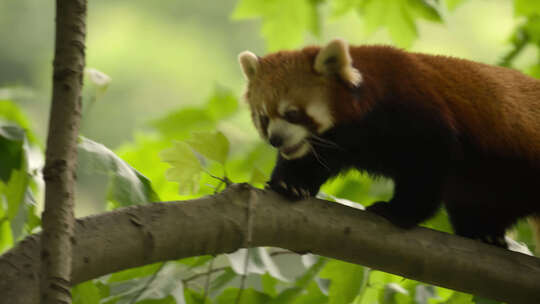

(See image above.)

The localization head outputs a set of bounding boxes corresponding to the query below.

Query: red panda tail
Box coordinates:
[528,216,540,255]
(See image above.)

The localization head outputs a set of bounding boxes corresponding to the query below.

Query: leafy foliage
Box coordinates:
[233,0,445,49]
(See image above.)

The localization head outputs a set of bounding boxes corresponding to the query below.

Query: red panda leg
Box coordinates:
[267,154,338,200]
[446,202,508,248]
[366,172,444,228]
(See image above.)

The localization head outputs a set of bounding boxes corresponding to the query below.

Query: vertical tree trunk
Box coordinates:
[41,1,87,303]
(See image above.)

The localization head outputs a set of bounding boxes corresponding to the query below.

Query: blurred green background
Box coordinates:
[1,0,530,149]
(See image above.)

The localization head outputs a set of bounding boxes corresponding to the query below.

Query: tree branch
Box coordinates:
[41,1,87,303]
[1,184,539,303]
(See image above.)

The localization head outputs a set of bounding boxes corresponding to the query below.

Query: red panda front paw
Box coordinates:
[265,180,312,201]
[366,201,418,229]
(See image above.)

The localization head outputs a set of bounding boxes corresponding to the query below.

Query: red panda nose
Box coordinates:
[269,135,283,148]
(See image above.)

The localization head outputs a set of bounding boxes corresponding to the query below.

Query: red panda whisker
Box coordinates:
[309,144,331,171]
[308,135,343,150]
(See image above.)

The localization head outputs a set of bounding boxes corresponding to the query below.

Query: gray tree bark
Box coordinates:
[1,184,539,304]
[41,1,87,303]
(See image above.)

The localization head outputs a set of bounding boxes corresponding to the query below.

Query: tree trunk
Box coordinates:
[41,1,87,303]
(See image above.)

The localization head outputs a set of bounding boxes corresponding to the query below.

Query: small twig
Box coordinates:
[202,257,215,299]
[204,170,232,186]
[128,262,167,304]
[182,266,228,285]
[235,190,257,304]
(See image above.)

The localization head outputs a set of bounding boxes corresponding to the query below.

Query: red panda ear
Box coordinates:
[238,51,259,81]
[314,39,362,87]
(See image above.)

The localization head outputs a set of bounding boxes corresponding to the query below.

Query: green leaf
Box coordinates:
[72,281,101,304]
[387,0,418,48]
[331,0,362,17]
[109,263,164,283]
[261,273,278,297]
[206,86,239,120]
[185,131,230,165]
[209,268,237,296]
[78,136,160,206]
[0,124,24,182]
[445,0,467,11]
[472,296,502,304]
[514,0,540,17]
[407,0,442,23]
[249,167,268,186]
[105,263,184,304]
[442,291,473,303]
[216,288,271,304]
[232,0,315,51]
[160,141,203,195]
[380,282,409,304]
[0,219,13,253]
[151,108,215,140]
[293,282,328,304]
[319,259,364,304]
[184,289,210,304]
[0,100,37,144]
[178,255,213,268]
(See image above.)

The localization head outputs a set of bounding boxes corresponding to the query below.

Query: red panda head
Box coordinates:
[238,39,362,159]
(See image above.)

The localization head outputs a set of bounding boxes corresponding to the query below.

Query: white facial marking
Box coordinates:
[267,118,310,159]
[306,102,334,133]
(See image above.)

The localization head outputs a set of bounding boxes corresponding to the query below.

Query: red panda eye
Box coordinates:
[283,110,303,123]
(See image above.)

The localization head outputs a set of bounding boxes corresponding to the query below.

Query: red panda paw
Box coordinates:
[265,180,312,201]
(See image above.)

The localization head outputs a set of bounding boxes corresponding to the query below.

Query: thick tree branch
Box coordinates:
[1,184,539,303]
[41,1,86,303]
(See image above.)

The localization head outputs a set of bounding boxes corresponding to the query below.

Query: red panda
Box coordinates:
[238,39,540,250]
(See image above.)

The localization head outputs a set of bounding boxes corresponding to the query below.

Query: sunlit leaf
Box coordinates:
[319,259,364,304]
[185,131,229,165]
[0,219,13,253]
[249,167,267,186]
[72,281,101,304]
[78,136,160,206]
[160,141,202,195]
